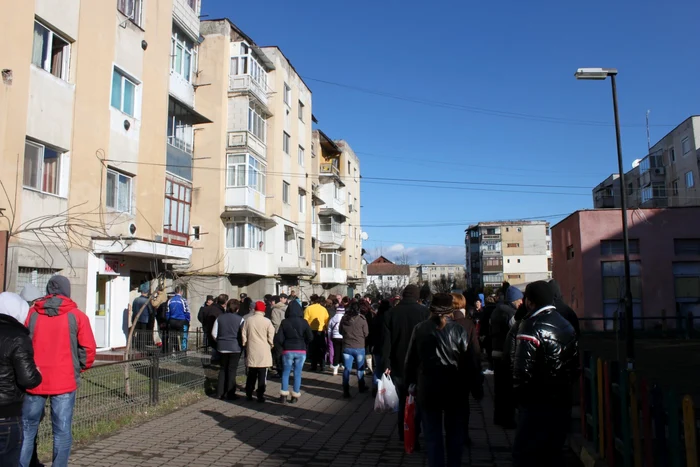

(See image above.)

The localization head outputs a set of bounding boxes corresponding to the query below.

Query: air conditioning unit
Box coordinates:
[654,167,665,175]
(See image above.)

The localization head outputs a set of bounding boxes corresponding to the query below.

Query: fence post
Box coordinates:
[150,354,160,405]
[592,355,599,450]
[630,372,643,467]
[604,361,616,466]
[666,390,680,467]
[598,358,605,457]
[683,395,697,467]
[641,378,654,467]
[651,384,667,466]
[620,367,631,467]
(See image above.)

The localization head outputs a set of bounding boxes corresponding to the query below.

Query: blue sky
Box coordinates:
[204,0,700,264]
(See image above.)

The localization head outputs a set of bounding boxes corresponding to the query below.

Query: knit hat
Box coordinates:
[402,284,420,301]
[139,283,150,294]
[505,286,523,303]
[20,284,43,303]
[254,301,266,312]
[525,281,554,309]
[47,275,71,298]
[430,293,454,315]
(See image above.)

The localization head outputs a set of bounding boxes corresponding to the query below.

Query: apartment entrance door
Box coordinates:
[95,275,113,348]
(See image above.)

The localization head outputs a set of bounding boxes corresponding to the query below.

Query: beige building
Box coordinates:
[410,264,466,285]
[0,0,209,349]
[593,115,700,209]
[188,19,364,305]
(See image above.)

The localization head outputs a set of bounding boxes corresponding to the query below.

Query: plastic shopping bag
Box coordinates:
[374,377,386,413]
[404,393,416,454]
[374,374,400,414]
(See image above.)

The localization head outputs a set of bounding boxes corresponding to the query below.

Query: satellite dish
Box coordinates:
[361,232,369,241]
[632,159,642,168]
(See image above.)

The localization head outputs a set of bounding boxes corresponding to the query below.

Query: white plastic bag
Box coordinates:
[374,374,399,414]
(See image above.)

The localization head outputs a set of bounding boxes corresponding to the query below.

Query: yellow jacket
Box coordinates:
[304,303,329,331]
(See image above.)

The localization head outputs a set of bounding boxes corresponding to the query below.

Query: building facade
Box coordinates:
[366,256,410,296]
[409,264,465,285]
[465,221,551,290]
[551,208,700,330]
[593,116,700,209]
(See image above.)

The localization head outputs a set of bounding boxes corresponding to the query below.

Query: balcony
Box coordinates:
[166,142,192,181]
[227,131,266,159]
[229,75,271,108]
[318,230,344,248]
[224,248,270,276]
[225,186,266,214]
[481,250,502,257]
[172,0,200,41]
[483,263,503,272]
[320,163,340,178]
[317,183,345,216]
[482,234,501,240]
[320,267,347,284]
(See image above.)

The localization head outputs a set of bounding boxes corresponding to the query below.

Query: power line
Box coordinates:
[362,180,590,196]
[303,76,675,129]
[359,213,570,228]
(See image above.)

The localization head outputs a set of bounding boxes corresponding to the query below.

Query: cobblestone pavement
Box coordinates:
[67,370,574,466]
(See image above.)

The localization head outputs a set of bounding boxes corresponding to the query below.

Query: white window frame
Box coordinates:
[23,140,63,196]
[111,67,138,117]
[117,0,143,27]
[247,101,267,143]
[230,42,268,92]
[321,251,340,269]
[298,146,304,166]
[225,220,265,250]
[171,26,197,83]
[283,83,291,106]
[283,132,290,155]
[686,171,695,188]
[298,100,304,121]
[298,236,305,258]
[106,168,133,213]
[282,181,290,204]
[227,154,266,194]
[31,21,70,81]
[682,137,691,155]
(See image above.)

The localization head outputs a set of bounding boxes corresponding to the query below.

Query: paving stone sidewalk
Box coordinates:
[66,370,562,466]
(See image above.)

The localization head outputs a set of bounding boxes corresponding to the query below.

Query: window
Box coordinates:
[639,154,663,174]
[674,239,700,256]
[164,177,191,243]
[320,216,343,234]
[283,132,290,154]
[226,154,266,194]
[23,140,62,195]
[297,236,305,257]
[15,267,59,295]
[321,251,341,269]
[517,259,521,263]
[670,146,676,163]
[106,169,132,212]
[111,68,136,116]
[298,146,305,166]
[284,227,294,254]
[231,43,269,93]
[117,0,143,26]
[567,245,575,260]
[627,182,633,195]
[333,183,341,200]
[312,239,316,262]
[32,21,70,81]
[673,262,700,321]
[299,191,306,213]
[185,0,197,10]
[298,101,304,121]
[283,83,291,105]
[672,179,679,196]
[226,220,264,250]
[282,182,290,204]
[507,243,520,248]
[641,182,666,203]
[247,101,267,142]
[167,99,193,154]
[348,161,351,176]
[686,171,695,188]
[171,26,196,83]
[602,261,642,330]
[682,137,691,155]
[600,239,640,255]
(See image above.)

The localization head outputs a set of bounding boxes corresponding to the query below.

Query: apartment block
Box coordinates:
[552,207,700,330]
[593,116,700,209]
[0,0,209,350]
[189,19,364,305]
[409,264,465,285]
[465,221,551,290]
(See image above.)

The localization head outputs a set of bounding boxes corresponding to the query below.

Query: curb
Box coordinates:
[569,434,608,467]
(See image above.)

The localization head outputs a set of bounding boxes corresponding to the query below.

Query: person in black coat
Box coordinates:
[0,292,42,466]
[201,295,227,363]
[382,284,429,442]
[370,299,391,397]
[549,279,580,337]
[275,300,313,404]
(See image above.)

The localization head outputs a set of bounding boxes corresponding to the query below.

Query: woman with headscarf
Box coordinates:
[405,293,483,467]
[339,301,369,398]
[0,292,42,465]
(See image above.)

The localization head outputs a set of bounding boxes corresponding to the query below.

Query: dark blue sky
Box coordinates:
[203,0,700,264]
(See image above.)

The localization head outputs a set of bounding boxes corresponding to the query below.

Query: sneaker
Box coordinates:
[483,369,494,375]
[332,365,339,376]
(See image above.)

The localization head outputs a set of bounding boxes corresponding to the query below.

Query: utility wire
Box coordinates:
[304,76,675,129]
[359,213,570,228]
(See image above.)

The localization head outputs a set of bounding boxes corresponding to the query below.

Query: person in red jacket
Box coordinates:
[20,275,96,467]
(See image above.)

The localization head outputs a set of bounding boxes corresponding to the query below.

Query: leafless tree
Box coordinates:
[431,274,454,294]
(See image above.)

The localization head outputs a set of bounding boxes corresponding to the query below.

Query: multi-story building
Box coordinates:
[593,116,700,209]
[465,221,551,290]
[366,256,410,296]
[409,264,465,285]
[188,19,363,304]
[0,0,209,349]
[552,207,700,330]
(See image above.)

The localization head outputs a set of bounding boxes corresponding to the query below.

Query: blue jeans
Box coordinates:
[20,391,76,467]
[372,354,383,387]
[0,416,22,467]
[342,347,365,386]
[421,406,467,467]
[281,352,307,395]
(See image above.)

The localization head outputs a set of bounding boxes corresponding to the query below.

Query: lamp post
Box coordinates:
[575,67,635,370]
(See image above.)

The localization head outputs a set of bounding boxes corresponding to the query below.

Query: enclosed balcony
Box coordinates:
[318,216,344,249]
[317,182,345,216]
[224,153,267,215]
[229,41,275,108]
[320,250,346,284]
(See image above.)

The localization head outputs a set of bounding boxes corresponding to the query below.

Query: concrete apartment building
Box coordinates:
[552,207,700,330]
[593,116,700,209]
[0,0,208,349]
[465,221,552,290]
[409,264,465,285]
[188,19,364,303]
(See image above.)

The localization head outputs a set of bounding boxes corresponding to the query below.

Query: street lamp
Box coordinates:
[575,67,635,370]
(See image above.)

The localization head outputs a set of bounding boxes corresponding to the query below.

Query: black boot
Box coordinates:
[358,379,368,393]
[279,395,286,404]
[343,384,351,398]
[290,396,298,404]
